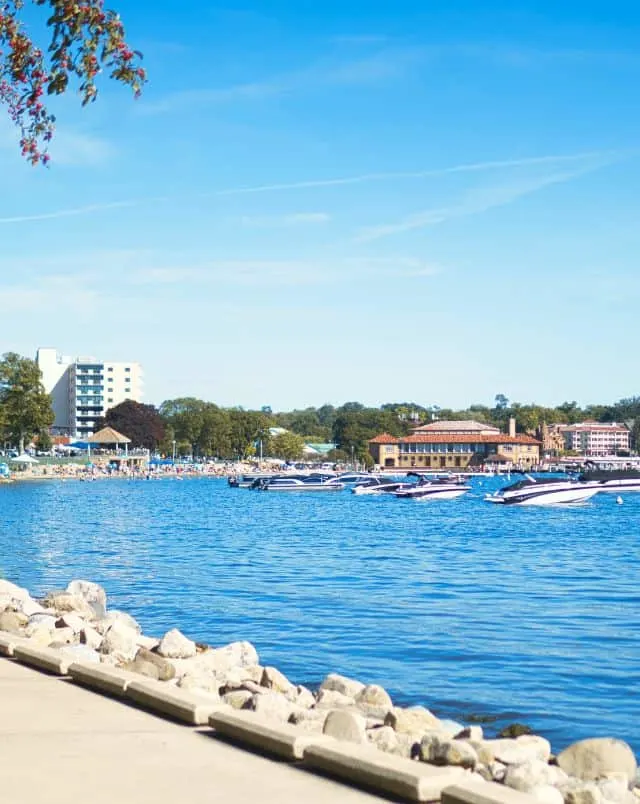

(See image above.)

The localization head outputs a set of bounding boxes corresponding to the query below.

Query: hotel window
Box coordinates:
[107,367,113,372]
[125,367,131,372]
[108,398,113,403]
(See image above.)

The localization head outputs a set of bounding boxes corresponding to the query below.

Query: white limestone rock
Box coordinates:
[99,620,138,662]
[323,709,367,744]
[42,591,95,620]
[56,612,87,633]
[135,648,176,681]
[95,610,141,635]
[196,641,259,673]
[367,725,400,754]
[456,726,484,742]
[597,778,636,804]
[157,628,197,659]
[429,737,479,769]
[0,610,28,634]
[530,785,565,804]
[59,644,101,664]
[245,690,296,722]
[319,672,365,699]
[557,739,638,783]
[177,673,221,696]
[481,737,552,765]
[0,579,31,603]
[66,580,107,619]
[223,690,254,710]
[439,719,466,737]
[385,705,441,734]
[294,685,316,709]
[315,688,356,709]
[562,781,605,804]
[80,625,103,651]
[260,665,295,695]
[48,626,76,646]
[355,684,393,714]
[504,759,558,793]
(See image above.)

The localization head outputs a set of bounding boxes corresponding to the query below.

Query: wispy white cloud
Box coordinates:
[0,274,98,312]
[355,160,612,242]
[0,150,622,226]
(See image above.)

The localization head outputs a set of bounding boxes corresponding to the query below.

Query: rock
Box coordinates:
[289,709,328,733]
[20,598,46,617]
[135,634,159,651]
[557,739,638,783]
[66,580,107,619]
[368,725,400,754]
[597,778,635,804]
[0,579,31,603]
[481,737,551,765]
[563,782,605,804]
[48,626,76,645]
[28,613,58,629]
[294,685,316,709]
[456,726,484,741]
[123,658,160,680]
[219,679,263,697]
[99,620,138,662]
[177,673,221,695]
[319,672,365,699]
[223,690,254,710]
[315,689,356,709]
[394,733,423,760]
[95,610,141,635]
[245,690,296,722]
[41,591,95,619]
[199,641,258,672]
[439,719,466,737]
[385,705,441,734]
[135,648,176,681]
[55,613,86,633]
[429,737,479,769]
[157,628,197,660]
[29,626,57,646]
[59,644,100,664]
[420,730,450,762]
[80,625,103,651]
[260,666,295,695]
[224,665,263,686]
[489,761,507,782]
[323,709,367,744]
[498,723,534,739]
[504,760,558,793]
[355,684,393,712]
[475,764,493,782]
[530,785,564,804]
[0,610,28,634]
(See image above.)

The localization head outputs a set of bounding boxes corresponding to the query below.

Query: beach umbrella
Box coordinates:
[9,453,39,466]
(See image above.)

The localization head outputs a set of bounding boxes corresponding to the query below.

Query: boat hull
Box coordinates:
[489,486,600,506]
[262,484,344,492]
[396,485,470,500]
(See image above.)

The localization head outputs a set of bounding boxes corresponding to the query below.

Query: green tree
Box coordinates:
[160,398,207,452]
[0,352,53,452]
[1,0,145,165]
[269,431,305,462]
[36,428,52,451]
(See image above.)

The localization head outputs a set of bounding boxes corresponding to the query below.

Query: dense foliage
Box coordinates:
[95,400,165,450]
[0,352,54,452]
[0,0,144,164]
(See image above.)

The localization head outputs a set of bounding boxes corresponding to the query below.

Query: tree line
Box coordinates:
[1,353,639,461]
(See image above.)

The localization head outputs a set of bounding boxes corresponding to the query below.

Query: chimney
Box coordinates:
[508,417,516,438]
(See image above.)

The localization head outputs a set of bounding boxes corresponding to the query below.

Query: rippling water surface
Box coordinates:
[1,476,638,753]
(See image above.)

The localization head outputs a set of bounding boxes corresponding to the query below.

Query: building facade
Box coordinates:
[561,421,630,456]
[369,419,540,469]
[36,348,143,437]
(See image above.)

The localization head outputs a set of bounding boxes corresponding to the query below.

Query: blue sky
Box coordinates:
[1,0,639,410]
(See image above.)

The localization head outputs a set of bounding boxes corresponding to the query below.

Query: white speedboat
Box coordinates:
[579,469,640,493]
[485,476,600,506]
[395,476,470,501]
[352,477,413,495]
[260,474,344,492]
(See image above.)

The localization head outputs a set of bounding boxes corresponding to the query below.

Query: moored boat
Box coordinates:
[351,477,413,495]
[485,475,600,506]
[259,474,344,492]
[395,476,471,501]
[578,469,640,493]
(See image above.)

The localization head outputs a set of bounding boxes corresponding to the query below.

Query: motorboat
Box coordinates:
[228,473,275,488]
[485,475,600,506]
[330,472,372,485]
[395,476,471,501]
[578,469,640,493]
[351,477,413,495]
[259,474,344,492]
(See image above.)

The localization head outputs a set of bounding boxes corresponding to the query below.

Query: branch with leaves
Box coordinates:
[0,0,145,165]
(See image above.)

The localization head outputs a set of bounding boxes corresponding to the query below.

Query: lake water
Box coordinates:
[1,475,638,754]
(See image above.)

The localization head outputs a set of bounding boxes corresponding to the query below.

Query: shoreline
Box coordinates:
[0,575,637,803]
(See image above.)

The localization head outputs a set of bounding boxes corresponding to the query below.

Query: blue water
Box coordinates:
[1,476,638,754]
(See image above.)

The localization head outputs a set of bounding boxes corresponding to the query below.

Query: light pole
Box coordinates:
[172,440,176,463]
[351,444,355,469]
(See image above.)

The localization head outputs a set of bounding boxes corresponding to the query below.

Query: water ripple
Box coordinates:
[0,475,638,753]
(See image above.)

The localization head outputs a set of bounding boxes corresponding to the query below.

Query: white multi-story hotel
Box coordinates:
[36,348,143,437]
[562,421,630,457]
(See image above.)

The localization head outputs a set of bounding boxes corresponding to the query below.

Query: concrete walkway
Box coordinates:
[0,658,385,804]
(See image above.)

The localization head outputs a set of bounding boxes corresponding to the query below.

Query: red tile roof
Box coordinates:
[369,433,541,446]
[369,433,398,444]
